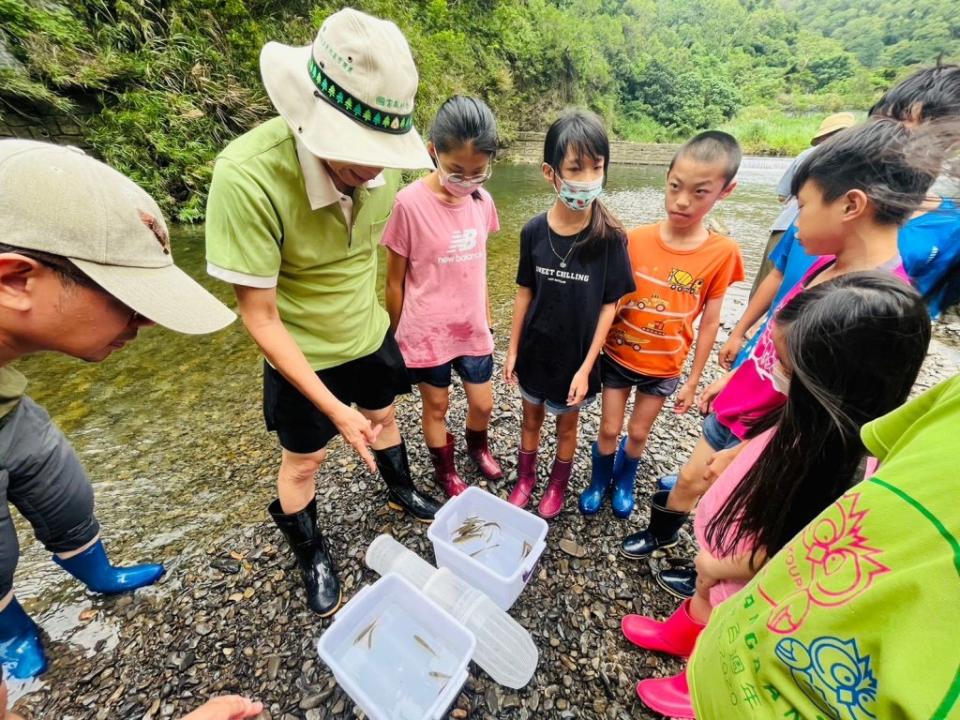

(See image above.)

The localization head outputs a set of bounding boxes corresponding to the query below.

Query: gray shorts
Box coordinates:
[0,396,99,596]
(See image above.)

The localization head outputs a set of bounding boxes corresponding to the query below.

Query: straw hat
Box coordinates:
[260,8,432,169]
[0,140,235,334]
[811,112,857,145]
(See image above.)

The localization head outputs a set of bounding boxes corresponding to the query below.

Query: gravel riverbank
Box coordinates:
[13,328,958,720]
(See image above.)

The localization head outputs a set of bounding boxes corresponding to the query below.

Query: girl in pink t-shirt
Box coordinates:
[382,96,502,498]
[621,119,940,564]
[623,272,931,718]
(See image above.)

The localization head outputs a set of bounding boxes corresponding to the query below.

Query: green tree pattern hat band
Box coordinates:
[307,57,414,134]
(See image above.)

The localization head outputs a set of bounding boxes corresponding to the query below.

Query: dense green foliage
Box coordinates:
[1,0,955,220]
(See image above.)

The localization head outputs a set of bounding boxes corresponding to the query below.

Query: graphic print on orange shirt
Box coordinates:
[603,223,744,379]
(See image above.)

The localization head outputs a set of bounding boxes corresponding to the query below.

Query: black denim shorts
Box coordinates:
[599,354,681,397]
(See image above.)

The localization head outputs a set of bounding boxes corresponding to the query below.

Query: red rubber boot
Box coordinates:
[636,668,694,719]
[465,427,503,481]
[537,457,572,519]
[621,598,705,657]
[427,433,469,498]
[507,448,538,508]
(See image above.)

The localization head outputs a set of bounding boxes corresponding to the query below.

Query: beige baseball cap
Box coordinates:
[811,112,857,144]
[0,139,235,334]
[260,7,433,169]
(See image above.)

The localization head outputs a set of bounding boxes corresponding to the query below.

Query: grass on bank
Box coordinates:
[619,107,853,157]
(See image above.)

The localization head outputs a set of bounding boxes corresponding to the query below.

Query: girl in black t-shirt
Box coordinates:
[503,110,635,519]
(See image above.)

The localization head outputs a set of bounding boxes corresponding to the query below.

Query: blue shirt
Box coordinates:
[733,225,814,367]
[898,198,960,319]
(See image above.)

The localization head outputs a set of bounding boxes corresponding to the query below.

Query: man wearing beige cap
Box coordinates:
[205,8,443,618]
[0,139,235,683]
[749,111,857,297]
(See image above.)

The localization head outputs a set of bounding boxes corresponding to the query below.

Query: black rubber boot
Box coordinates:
[656,566,698,599]
[374,442,443,523]
[619,490,689,559]
[269,498,342,617]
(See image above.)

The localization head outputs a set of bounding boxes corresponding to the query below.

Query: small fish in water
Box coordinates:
[354,619,377,648]
[521,540,532,559]
[414,634,437,656]
[469,544,500,558]
[429,671,452,680]
[453,530,482,544]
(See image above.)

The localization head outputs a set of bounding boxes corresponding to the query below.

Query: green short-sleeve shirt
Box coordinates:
[689,374,960,719]
[205,117,398,370]
[0,365,26,421]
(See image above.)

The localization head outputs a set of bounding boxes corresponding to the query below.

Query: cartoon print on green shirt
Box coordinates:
[776,635,878,720]
[759,492,889,635]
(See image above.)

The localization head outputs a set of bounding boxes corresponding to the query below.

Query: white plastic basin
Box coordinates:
[428,486,548,610]
[316,574,476,720]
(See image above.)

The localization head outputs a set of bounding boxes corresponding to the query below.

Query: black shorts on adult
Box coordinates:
[599,354,681,397]
[263,332,411,454]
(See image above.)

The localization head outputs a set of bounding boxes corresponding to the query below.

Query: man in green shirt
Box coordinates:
[205,8,442,617]
[689,373,960,718]
[0,140,234,683]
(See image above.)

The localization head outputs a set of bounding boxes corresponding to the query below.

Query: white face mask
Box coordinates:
[772,362,792,395]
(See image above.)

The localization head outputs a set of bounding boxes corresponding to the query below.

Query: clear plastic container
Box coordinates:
[364,535,540,689]
[365,533,436,589]
[423,568,538,689]
[428,486,548,610]
[316,574,475,720]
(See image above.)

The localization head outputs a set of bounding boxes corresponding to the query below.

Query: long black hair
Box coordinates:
[543,110,626,259]
[429,95,498,201]
[705,272,931,565]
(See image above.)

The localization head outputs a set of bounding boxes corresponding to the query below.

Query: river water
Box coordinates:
[9,157,954,698]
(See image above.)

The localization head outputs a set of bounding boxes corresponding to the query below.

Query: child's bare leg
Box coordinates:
[520,399,546,452]
[598,386,630,454]
[625,393,668,458]
[463,380,494,433]
[666,435,716,512]
[689,578,714,624]
[555,410,580,462]
[419,383,451,448]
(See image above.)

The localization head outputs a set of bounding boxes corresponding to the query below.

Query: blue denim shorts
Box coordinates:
[408,354,494,388]
[702,412,741,451]
[518,384,597,416]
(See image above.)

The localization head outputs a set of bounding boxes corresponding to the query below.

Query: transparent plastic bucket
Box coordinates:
[427,487,548,610]
[423,568,538,689]
[317,574,475,720]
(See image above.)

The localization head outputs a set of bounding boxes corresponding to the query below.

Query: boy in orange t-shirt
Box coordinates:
[579,131,745,519]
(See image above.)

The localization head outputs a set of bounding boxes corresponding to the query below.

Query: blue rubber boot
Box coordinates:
[578,441,616,515]
[53,539,164,595]
[611,437,641,519]
[657,474,678,492]
[0,597,48,679]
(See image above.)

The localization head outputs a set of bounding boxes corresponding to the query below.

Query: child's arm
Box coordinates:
[675,295,723,414]
[718,268,783,369]
[695,546,766,584]
[504,287,533,384]
[384,248,408,333]
[568,302,616,405]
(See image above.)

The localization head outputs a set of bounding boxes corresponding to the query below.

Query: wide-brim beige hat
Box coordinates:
[0,140,235,335]
[260,9,433,170]
[811,112,857,144]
